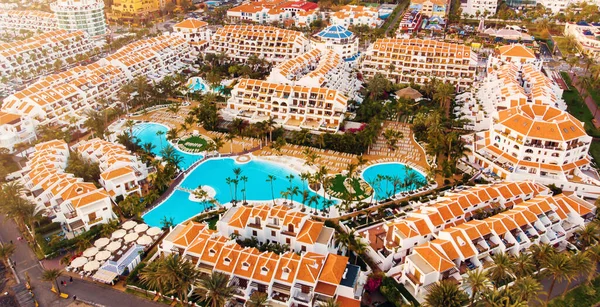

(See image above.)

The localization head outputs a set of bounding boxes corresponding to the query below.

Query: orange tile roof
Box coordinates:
[414,242,456,273]
[318,254,348,284]
[297,220,324,244]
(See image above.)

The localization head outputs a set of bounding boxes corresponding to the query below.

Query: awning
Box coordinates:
[92,269,119,284]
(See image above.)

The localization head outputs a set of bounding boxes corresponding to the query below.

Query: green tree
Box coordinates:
[194,271,236,307]
[41,269,63,296]
[463,269,490,306]
[544,252,576,303]
[424,280,469,307]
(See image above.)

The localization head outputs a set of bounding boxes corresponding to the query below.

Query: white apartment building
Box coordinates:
[0,111,36,152]
[224,78,348,133]
[226,0,318,25]
[0,29,94,81]
[564,22,600,60]
[359,181,550,271]
[360,38,477,92]
[536,0,572,13]
[460,0,498,17]
[159,221,364,306]
[329,5,382,29]
[267,49,362,100]
[218,204,337,255]
[0,9,58,34]
[172,18,212,51]
[50,0,107,37]
[469,104,600,196]
[207,25,310,64]
[74,138,149,200]
[18,140,116,236]
[295,8,322,28]
[312,25,359,61]
[400,192,593,298]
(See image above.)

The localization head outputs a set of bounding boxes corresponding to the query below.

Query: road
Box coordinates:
[0,215,164,307]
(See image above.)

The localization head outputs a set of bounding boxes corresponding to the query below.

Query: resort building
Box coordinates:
[536,0,572,13]
[109,0,160,24]
[399,192,594,298]
[396,10,423,35]
[311,25,360,61]
[495,44,537,65]
[0,29,94,81]
[359,181,550,271]
[564,21,600,60]
[50,0,108,37]
[295,8,322,28]
[226,0,318,25]
[217,204,337,255]
[0,9,58,34]
[469,104,600,196]
[329,5,382,29]
[267,48,362,100]
[159,221,364,306]
[481,28,535,44]
[172,18,212,51]
[0,111,36,152]
[460,0,497,17]
[224,78,348,133]
[74,138,149,201]
[360,38,477,92]
[207,25,310,64]
[17,140,116,236]
[409,0,449,18]
[454,59,566,131]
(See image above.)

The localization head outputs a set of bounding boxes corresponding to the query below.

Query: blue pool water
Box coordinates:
[143,158,332,227]
[362,163,427,200]
[132,123,202,170]
[188,77,210,93]
[204,0,220,6]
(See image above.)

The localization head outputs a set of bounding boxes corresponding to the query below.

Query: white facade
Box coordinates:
[172,18,212,51]
[0,9,58,34]
[460,0,497,17]
[329,5,382,29]
[0,111,35,152]
[50,0,107,37]
[564,22,600,60]
[312,25,359,60]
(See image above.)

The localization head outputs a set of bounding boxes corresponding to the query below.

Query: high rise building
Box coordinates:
[51,0,108,37]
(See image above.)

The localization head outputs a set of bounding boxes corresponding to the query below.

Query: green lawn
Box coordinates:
[178,135,208,151]
[549,276,600,307]
[560,72,600,138]
[329,174,370,200]
[553,36,576,57]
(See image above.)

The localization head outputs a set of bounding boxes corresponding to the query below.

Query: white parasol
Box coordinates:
[83,247,99,258]
[95,250,111,262]
[124,232,139,243]
[147,227,162,236]
[105,241,121,252]
[94,237,110,248]
[134,223,149,233]
[112,229,126,239]
[70,257,88,268]
[83,260,100,272]
[136,235,152,246]
[122,220,138,230]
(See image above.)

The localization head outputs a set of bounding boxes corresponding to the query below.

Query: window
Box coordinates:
[252,230,257,236]
[301,245,306,252]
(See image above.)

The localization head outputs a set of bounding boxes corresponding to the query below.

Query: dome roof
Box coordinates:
[316,25,353,40]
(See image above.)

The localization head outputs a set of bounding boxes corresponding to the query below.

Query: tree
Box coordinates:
[544,252,575,303]
[510,253,535,280]
[576,222,600,251]
[318,298,340,307]
[424,280,469,307]
[266,175,277,205]
[512,276,542,303]
[529,243,555,272]
[41,269,63,296]
[463,269,490,307]
[247,291,270,307]
[488,252,513,289]
[564,251,592,296]
[194,271,236,307]
[0,243,15,268]
[366,73,393,100]
[433,82,455,114]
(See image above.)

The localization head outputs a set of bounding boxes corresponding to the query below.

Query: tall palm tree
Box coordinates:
[424,280,469,307]
[512,276,542,303]
[247,291,270,307]
[564,251,592,296]
[266,175,276,205]
[489,252,513,290]
[194,271,236,307]
[510,253,535,280]
[41,269,63,296]
[156,130,165,148]
[139,258,169,297]
[463,269,490,307]
[529,243,555,272]
[335,231,353,256]
[586,244,600,283]
[544,252,575,303]
[576,222,600,251]
[0,243,15,268]
[350,238,367,265]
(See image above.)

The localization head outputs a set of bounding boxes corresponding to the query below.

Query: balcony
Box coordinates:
[293,289,313,303]
[405,271,422,286]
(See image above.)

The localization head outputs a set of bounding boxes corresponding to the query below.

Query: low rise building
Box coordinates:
[207,25,310,64]
[159,221,364,306]
[360,38,477,92]
[109,0,160,24]
[409,0,449,18]
[564,21,600,60]
[18,140,116,236]
[0,111,35,152]
[460,0,497,17]
[75,138,149,200]
[295,8,322,28]
[495,44,537,65]
[224,78,348,133]
[226,0,318,25]
[329,5,382,29]
[172,18,212,51]
[0,29,94,81]
[396,10,423,35]
[0,9,58,34]
[50,0,108,37]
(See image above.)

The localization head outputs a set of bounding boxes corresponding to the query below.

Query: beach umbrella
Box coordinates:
[83,260,100,272]
[111,229,126,239]
[105,241,121,252]
[124,232,139,243]
[83,247,99,258]
[70,257,88,268]
[134,223,148,233]
[122,220,137,230]
[94,237,109,248]
[95,250,111,262]
[137,235,152,246]
[147,227,162,236]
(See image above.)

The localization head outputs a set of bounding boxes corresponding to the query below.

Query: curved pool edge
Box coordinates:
[360,161,428,200]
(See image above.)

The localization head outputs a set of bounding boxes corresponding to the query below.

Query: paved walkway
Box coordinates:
[570,73,600,128]
[0,215,164,307]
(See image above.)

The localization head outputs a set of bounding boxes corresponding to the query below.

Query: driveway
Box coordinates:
[0,215,164,307]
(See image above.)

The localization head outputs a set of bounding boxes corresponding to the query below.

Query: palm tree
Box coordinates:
[350,238,367,265]
[488,252,513,289]
[266,175,276,205]
[544,252,575,303]
[41,269,63,296]
[156,130,165,148]
[247,291,270,307]
[564,251,592,296]
[576,222,600,251]
[335,231,353,256]
[510,253,535,280]
[424,280,469,307]
[529,243,555,272]
[139,258,168,297]
[318,298,340,307]
[0,243,15,268]
[463,269,490,307]
[586,244,600,283]
[512,275,542,303]
[225,133,235,154]
[194,271,236,307]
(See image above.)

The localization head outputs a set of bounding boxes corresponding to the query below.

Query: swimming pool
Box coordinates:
[132,123,203,170]
[204,0,220,5]
[187,77,210,93]
[362,163,427,200]
[143,158,332,227]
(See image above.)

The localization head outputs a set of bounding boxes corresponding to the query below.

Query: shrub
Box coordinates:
[35,222,61,235]
[126,262,147,287]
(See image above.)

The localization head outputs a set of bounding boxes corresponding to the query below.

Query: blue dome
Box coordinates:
[316,25,353,40]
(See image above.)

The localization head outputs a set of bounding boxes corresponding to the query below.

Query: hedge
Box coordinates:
[381,277,420,306]
[37,225,102,257]
[35,222,61,235]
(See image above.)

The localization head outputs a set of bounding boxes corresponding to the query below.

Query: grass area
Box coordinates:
[560,72,600,138]
[586,83,600,109]
[553,36,576,57]
[329,174,370,200]
[549,275,600,307]
[177,135,208,151]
